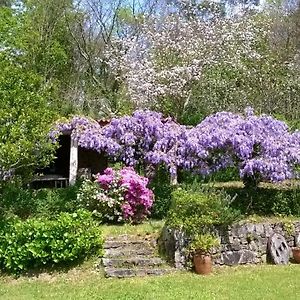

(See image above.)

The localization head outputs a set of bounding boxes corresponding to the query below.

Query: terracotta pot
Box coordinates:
[292,248,300,263]
[193,253,212,275]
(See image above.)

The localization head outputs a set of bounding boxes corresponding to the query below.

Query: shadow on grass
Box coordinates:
[0,255,100,279]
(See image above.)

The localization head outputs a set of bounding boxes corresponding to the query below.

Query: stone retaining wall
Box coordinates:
[161,221,300,269]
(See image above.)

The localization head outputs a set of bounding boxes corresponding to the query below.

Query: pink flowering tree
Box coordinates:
[77,167,154,223]
[107,13,272,120]
[106,6,300,123]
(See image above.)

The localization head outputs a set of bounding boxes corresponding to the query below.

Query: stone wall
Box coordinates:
[161,221,300,269]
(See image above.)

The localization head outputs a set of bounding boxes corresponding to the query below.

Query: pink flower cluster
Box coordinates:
[96,167,154,223]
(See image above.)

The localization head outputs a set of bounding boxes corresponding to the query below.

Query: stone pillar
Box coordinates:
[69,138,78,186]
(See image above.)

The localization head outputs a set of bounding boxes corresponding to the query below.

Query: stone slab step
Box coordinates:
[104,239,157,249]
[105,234,156,242]
[104,267,173,278]
[104,247,156,258]
[102,257,165,268]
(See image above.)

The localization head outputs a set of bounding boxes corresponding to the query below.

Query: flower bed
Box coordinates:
[77,167,154,223]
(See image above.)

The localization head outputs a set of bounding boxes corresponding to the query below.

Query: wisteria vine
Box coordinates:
[51,108,300,185]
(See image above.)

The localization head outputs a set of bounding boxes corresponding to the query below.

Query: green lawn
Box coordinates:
[1,265,300,300]
[101,220,165,237]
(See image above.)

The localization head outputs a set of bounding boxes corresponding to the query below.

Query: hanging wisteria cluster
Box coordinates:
[177,108,300,184]
[51,108,300,185]
[51,110,185,170]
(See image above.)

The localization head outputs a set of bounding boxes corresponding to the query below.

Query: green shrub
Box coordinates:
[76,179,104,220]
[223,186,300,216]
[33,184,82,217]
[0,182,81,219]
[178,168,239,185]
[189,234,220,254]
[0,209,103,274]
[150,167,174,219]
[0,181,34,218]
[166,187,240,235]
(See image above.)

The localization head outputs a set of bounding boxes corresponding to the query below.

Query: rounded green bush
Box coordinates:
[0,209,103,274]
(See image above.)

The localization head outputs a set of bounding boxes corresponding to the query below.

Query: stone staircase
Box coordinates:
[102,234,174,278]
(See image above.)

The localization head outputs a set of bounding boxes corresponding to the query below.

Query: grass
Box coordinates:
[0,264,300,300]
[101,220,165,237]
[239,214,300,224]
[205,179,300,190]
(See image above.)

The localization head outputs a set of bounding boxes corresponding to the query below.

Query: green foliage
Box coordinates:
[0,58,58,178]
[189,234,220,254]
[150,166,174,219]
[282,220,295,236]
[76,179,105,220]
[224,186,300,217]
[22,0,75,84]
[166,187,240,235]
[0,209,103,274]
[0,181,34,219]
[33,184,82,217]
[178,167,240,185]
[0,182,81,219]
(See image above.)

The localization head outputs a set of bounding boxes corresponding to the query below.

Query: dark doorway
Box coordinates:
[32,135,70,188]
[78,147,108,175]
[53,135,71,178]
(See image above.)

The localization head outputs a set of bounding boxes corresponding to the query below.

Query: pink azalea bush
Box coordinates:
[77,167,154,223]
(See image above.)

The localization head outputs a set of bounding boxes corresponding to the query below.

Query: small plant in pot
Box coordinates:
[292,233,300,264]
[189,233,219,275]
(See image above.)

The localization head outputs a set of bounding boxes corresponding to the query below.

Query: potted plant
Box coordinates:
[292,234,300,263]
[189,233,219,275]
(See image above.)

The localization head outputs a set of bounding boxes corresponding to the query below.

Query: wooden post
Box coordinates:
[170,166,178,186]
[69,138,78,186]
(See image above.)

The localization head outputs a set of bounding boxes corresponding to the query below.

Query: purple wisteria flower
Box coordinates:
[51,108,300,186]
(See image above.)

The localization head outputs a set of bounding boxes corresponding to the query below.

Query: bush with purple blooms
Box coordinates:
[180,107,300,187]
[77,167,154,223]
[52,108,300,188]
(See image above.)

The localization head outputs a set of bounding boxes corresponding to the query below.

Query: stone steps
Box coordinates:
[104,267,172,278]
[102,257,165,268]
[102,234,174,278]
[104,240,157,249]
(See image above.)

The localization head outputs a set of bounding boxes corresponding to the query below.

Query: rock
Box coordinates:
[231,240,242,251]
[261,254,267,263]
[162,221,300,268]
[221,250,257,265]
[274,223,284,234]
[230,224,248,237]
[221,251,241,265]
[295,232,300,247]
[239,250,257,264]
[246,223,255,233]
[221,250,256,266]
[249,241,258,252]
[255,224,265,235]
[104,246,156,258]
[264,224,273,237]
